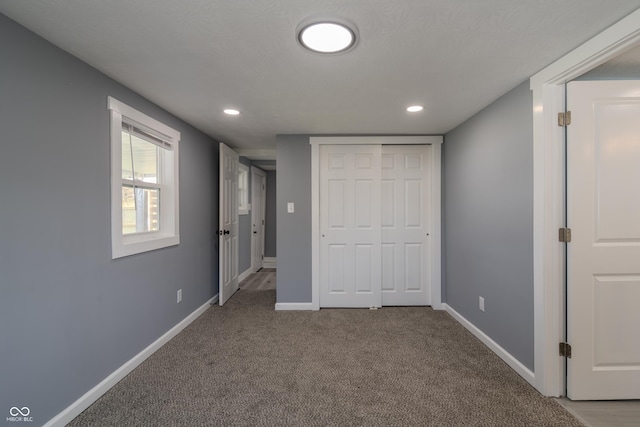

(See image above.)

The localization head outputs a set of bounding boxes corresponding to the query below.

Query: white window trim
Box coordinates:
[108,96,180,259]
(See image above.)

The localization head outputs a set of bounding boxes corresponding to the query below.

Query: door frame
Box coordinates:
[251,166,267,273]
[530,9,640,396]
[310,136,443,311]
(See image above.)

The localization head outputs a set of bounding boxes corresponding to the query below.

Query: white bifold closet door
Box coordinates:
[319,144,431,308]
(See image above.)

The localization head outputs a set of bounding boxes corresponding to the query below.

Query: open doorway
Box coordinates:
[530,9,640,397]
[237,157,276,282]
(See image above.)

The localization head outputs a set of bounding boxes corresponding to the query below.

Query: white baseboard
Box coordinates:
[238,267,252,283]
[263,257,277,268]
[45,296,216,427]
[443,304,536,387]
[275,302,313,311]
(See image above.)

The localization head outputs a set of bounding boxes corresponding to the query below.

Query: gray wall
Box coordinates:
[276,135,312,303]
[0,14,218,425]
[265,171,277,258]
[238,156,252,274]
[443,81,534,370]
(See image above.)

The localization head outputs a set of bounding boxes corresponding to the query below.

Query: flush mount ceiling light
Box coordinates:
[224,109,240,116]
[297,20,357,54]
[406,105,424,113]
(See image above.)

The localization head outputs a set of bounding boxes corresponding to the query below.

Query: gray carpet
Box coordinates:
[70,283,581,426]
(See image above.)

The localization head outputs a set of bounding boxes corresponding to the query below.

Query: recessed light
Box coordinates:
[224,109,240,116]
[406,105,424,113]
[298,21,357,54]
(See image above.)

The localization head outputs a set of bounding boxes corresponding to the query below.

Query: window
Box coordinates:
[108,97,180,258]
[238,163,250,215]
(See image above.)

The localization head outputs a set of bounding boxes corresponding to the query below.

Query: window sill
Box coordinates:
[112,234,180,259]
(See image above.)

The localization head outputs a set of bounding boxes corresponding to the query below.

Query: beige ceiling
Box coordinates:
[1,1,639,151]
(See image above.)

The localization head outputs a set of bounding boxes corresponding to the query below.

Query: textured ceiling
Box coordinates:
[1,1,639,151]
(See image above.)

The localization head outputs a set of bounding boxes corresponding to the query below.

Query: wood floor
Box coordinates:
[557,399,640,427]
[239,268,276,292]
[239,270,640,426]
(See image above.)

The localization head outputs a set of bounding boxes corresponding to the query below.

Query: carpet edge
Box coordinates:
[443,303,537,388]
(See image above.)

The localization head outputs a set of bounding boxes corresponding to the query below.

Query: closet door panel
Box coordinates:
[320,145,381,307]
[382,145,431,306]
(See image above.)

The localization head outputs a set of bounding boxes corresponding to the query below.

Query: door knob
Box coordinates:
[224,230,230,235]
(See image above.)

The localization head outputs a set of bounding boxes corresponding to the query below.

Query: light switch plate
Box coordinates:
[287,202,294,213]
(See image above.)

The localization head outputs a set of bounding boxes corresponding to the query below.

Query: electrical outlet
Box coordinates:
[177,289,182,304]
[479,296,485,312]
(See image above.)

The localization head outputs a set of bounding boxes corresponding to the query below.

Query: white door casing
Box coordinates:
[251,167,267,273]
[319,144,382,308]
[566,80,640,400]
[219,143,239,306]
[381,145,432,306]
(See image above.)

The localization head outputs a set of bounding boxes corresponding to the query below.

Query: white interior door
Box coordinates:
[251,167,267,272]
[219,143,239,306]
[381,145,431,306]
[320,144,382,308]
[566,80,640,400]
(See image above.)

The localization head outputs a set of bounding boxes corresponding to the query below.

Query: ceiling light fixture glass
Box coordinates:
[298,21,357,54]
[406,105,424,113]
[224,109,240,116]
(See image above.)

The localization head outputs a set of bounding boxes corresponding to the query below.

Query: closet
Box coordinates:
[311,136,442,309]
